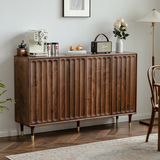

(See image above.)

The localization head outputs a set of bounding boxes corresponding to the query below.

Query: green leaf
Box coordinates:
[0,83,5,88]
[113,27,129,40]
[0,106,5,108]
[0,90,7,96]
[0,101,7,104]
[6,98,15,103]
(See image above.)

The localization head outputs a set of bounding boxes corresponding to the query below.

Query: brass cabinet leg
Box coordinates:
[116,116,119,127]
[129,115,132,128]
[31,127,35,142]
[31,136,34,142]
[77,121,80,133]
[20,124,23,137]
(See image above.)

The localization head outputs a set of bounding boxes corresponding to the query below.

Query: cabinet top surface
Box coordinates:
[15,51,137,59]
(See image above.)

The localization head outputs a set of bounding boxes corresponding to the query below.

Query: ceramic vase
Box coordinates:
[116,38,123,53]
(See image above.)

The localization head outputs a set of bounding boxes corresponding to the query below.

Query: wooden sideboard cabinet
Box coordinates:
[14,52,137,141]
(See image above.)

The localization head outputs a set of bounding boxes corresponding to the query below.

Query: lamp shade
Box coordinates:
[136,9,160,23]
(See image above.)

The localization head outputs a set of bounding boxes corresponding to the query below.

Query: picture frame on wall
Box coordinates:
[63,0,91,18]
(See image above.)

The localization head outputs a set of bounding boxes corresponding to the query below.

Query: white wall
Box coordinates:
[0,0,160,137]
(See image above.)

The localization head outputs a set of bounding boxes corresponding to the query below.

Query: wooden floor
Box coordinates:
[0,119,158,160]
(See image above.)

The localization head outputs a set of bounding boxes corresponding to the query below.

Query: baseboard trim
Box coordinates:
[0,113,154,138]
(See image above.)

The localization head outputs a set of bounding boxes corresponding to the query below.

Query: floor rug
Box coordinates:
[6,134,160,160]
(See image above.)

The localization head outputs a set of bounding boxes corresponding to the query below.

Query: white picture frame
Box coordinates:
[63,0,91,18]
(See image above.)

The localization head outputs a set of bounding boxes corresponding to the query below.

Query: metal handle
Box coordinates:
[94,33,109,42]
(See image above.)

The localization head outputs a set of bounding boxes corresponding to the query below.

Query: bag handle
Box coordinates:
[94,33,109,42]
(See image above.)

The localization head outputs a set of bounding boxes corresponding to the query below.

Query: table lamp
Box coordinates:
[136,9,160,126]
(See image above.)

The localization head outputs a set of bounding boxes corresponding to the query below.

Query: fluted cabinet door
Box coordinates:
[112,55,137,115]
[30,59,59,124]
[86,56,112,118]
[59,58,86,121]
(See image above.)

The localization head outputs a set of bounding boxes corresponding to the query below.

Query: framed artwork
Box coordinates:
[63,0,91,18]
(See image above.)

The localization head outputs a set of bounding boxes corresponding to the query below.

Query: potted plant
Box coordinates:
[0,81,15,112]
[113,17,129,53]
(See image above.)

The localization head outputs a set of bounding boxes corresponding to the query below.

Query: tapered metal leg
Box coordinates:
[77,127,80,133]
[31,127,35,142]
[20,124,23,137]
[116,116,119,127]
[129,115,132,129]
[77,121,80,133]
[31,136,34,142]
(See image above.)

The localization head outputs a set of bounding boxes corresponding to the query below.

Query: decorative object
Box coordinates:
[17,40,26,56]
[91,33,112,54]
[113,18,129,53]
[14,52,137,141]
[67,50,87,54]
[136,9,160,126]
[0,81,15,112]
[68,45,85,54]
[76,45,82,51]
[70,46,74,51]
[116,37,123,53]
[6,134,159,160]
[63,0,91,18]
[18,40,26,49]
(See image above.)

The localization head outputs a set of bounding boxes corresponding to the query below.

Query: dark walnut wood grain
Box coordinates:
[86,57,112,117]
[30,59,59,124]
[112,55,137,115]
[14,52,137,140]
